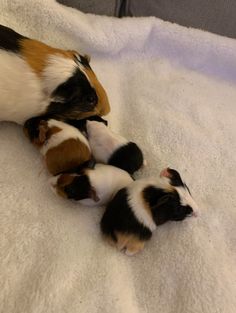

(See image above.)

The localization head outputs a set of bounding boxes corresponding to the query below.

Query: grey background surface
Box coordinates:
[57,0,236,39]
[57,0,116,16]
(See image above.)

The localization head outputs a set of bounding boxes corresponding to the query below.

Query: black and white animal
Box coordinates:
[0,24,110,124]
[101,168,198,256]
[24,118,92,176]
[50,163,133,207]
[82,119,145,175]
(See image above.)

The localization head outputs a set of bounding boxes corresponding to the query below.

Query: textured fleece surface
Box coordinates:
[116,0,236,39]
[0,1,236,313]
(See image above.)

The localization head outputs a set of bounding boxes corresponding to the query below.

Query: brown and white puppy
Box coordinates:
[50,163,133,207]
[0,25,110,124]
[101,168,198,256]
[24,118,92,176]
[83,119,144,175]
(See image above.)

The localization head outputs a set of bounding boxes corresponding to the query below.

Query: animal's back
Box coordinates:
[0,25,46,124]
[86,164,133,205]
[45,138,91,175]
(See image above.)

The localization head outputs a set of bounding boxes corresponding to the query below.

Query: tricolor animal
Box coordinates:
[101,168,198,256]
[0,24,110,124]
[50,163,133,207]
[24,118,92,176]
[84,119,144,175]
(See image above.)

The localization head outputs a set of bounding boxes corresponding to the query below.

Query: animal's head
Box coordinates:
[20,39,110,120]
[147,168,197,225]
[23,117,61,147]
[85,119,109,138]
[51,173,99,202]
[44,54,110,120]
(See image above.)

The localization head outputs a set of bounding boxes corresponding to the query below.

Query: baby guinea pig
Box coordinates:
[101,167,198,256]
[23,118,92,175]
[84,119,144,175]
[50,163,133,207]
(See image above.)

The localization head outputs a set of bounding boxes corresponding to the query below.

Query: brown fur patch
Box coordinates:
[45,138,91,175]
[55,174,76,198]
[35,125,61,147]
[24,121,62,148]
[114,232,145,255]
[46,125,62,139]
[20,38,76,75]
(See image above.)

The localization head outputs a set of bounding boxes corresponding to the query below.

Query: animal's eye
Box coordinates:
[86,94,97,105]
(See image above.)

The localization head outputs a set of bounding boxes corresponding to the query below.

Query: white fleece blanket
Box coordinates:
[0,1,236,313]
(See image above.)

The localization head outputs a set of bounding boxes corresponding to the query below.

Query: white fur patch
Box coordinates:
[127,178,158,232]
[40,119,90,155]
[43,54,93,97]
[175,186,199,213]
[0,50,48,124]
[42,54,77,96]
[79,164,133,206]
[86,121,128,163]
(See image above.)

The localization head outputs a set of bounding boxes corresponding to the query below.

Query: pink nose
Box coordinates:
[160,167,171,178]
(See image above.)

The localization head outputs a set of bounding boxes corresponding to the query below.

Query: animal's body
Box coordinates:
[50,163,133,207]
[101,168,198,255]
[0,25,110,124]
[85,120,144,174]
[24,119,92,176]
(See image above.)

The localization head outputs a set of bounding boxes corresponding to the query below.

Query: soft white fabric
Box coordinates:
[0,1,236,313]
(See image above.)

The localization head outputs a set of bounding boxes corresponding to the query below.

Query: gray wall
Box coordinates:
[58,0,236,39]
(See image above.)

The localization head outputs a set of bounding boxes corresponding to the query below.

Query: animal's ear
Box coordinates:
[57,174,74,187]
[38,121,49,143]
[23,117,43,142]
[89,187,100,202]
[84,54,91,63]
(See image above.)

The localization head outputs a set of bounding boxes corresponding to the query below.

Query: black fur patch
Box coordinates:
[108,142,144,175]
[142,186,168,208]
[23,116,48,142]
[143,186,193,225]
[47,68,98,119]
[0,25,25,52]
[64,174,92,200]
[86,115,108,125]
[101,188,152,242]
[65,115,108,133]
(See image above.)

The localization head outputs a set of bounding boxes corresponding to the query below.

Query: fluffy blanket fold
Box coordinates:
[0,1,235,312]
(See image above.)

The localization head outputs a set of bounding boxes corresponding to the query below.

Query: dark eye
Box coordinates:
[86,94,97,105]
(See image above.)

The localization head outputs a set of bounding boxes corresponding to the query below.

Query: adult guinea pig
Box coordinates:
[24,118,92,176]
[83,119,144,175]
[50,164,133,207]
[0,25,110,124]
[101,168,198,256]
